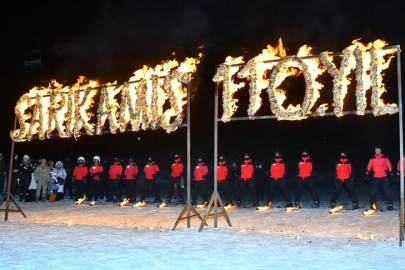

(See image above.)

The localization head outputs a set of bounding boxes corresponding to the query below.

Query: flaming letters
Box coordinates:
[214,39,398,122]
[11,56,201,142]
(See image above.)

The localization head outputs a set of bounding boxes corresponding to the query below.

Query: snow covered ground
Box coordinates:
[1,189,404,269]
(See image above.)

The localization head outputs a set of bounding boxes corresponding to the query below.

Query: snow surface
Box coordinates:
[0,192,404,269]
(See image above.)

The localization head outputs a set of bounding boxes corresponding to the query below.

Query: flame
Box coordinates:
[196,201,208,209]
[363,203,377,216]
[329,205,344,214]
[118,198,130,207]
[132,200,146,208]
[355,234,376,240]
[224,203,238,210]
[285,205,299,212]
[75,195,86,206]
[90,201,95,206]
[256,201,272,211]
[158,202,167,208]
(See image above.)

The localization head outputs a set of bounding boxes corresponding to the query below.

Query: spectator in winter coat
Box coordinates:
[73,157,88,201]
[35,158,52,202]
[10,154,20,197]
[364,146,394,211]
[123,157,138,203]
[330,151,359,209]
[236,153,259,207]
[63,158,74,200]
[52,161,67,201]
[141,157,161,203]
[166,154,184,204]
[295,150,319,208]
[49,172,59,201]
[19,155,34,202]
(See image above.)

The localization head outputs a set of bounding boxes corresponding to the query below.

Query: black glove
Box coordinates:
[57,177,63,182]
[90,174,95,177]
[133,175,137,179]
[363,174,368,183]
[116,174,121,179]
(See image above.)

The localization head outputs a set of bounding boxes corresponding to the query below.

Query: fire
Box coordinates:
[256,201,272,211]
[118,198,130,207]
[196,201,208,209]
[363,203,377,216]
[224,203,238,210]
[158,202,167,208]
[285,206,299,212]
[329,205,344,214]
[90,201,95,206]
[11,55,202,142]
[355,234,376,240]
[75,195,86,206]
[132,200,146,208]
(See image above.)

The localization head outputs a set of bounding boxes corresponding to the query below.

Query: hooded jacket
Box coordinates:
[298,156,313,179]
[109,162,123,180]
[124,163,139,180]
[194,162,208,181]
[366,153,393,178]
[144,162,159,180]
[335,158,353,181]
[240,159,254,180]
[171,158,184,177]
[73,164,88,180]
[90,162,104,180]
[217,161,228,181]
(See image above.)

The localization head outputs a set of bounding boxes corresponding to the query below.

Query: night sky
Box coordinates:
[0,0,404,176]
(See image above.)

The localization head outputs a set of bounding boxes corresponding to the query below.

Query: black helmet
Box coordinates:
[174,153,180,159]
[148,157,154,163]
[340,151,347,158]
[275,151,281,157]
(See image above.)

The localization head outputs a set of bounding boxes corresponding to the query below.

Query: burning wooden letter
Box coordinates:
[28,94,50,140]
[97,84,121,135]
[10,95,34,142]
[47,89,68,138]
[74,87,96,138]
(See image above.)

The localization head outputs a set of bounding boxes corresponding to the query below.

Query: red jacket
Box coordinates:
[217,161,228,181]
[366,154,392,178]
[109,162,123,179]
[396,157,405,175]
[194,162,208,181]
[335,158,352,181]
[270,158,286,180]
[240,159,254,180]
[144,163,159,180]
[89,163,103,181]
[73,164,88,180]
[124,163,139,180]
[171,158,184,177]
[298,156,313,178]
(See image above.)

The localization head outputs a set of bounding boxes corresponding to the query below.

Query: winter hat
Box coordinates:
[340,151,347,158]
[23,154,30,160]
[56,161,63,167]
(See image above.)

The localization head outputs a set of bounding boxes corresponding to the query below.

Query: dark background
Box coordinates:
[0,0,403,180]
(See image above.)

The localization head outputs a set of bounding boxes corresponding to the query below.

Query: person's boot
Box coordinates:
[311,201,320,208]
[35,197,39,203]
[41,197,46,202]
[352,203,360,209]
[330,203,336,209]
[19,194,23,202]
[295,201,300,208]
[252,201,260,207]
[387,204,394,211]
[285,202,294,208]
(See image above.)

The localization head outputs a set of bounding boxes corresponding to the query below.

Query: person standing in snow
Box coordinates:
[108,157,123,202]
[141,157,161,203]
[34,158,52,202]
[63,158,74,200]
[330,151,359,209]
[265,151,293,208]
[52,161,67,201]
[166,154,184,204]
[10,154,20,197]
[295,150,319,208]
[88,156,104,204]
[236,153,259,207]
[19,155,34,202]
[123,157,138,202]
[217,155,232,205]
[72,157,88,201]
[364,145,394,211]
[192,157,209,205]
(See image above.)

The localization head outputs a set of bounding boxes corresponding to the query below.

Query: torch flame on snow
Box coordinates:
[285,206,299,212]
[355,234,376,240]
[256,201,272,211]
[158,202,167,208]
[329,205,344,214]
[118,198,130,207]
[224,203,238,210]
[132,200,146,208]
[363,203,377,216]
[75,195,86,206]
[90,201,95,206]
[196,201,208,209]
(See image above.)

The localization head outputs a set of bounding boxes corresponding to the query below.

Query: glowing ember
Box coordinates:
[158,202,167,208]
[363,203,377,216]
[224,204,238,210]
[329,205,344,214]
[256,202,272,211]
[196,201,208,209]
[285,206,299,212]
[90,201,95,206]
[355,234,376,240]
[132,201,146,208]
[118,198,130,207]
[75,195,86,206]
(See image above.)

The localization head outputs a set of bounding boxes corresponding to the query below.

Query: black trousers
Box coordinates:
[11,173,19,196]
[330,179,358,204]
[218,180,232,203]
[266,178,291,203]
[124,180,137,199]
[370,176,393,205]
[108,179,122,200]
[88,180,101,201]
[192,180,208,203]
[141,179,160,200]
[236,178,258,202]
[74,180,84,200]
[167,177,184,201]
[295,177,319,203]
[64,176,73,199]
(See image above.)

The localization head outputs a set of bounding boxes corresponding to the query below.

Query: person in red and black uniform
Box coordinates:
[141,157,161,203]
[88,156,103,203]
[266,151,293,208]
[192,157,209,205]
[73,156,88,201]
[364,146,394,210]
[236,153,259,207]
[330,151,359,209]
[217,156,233,205]
[166,154,184,204]
[124,157,139,202]
[108,157,123,202]
[295,150,319,208]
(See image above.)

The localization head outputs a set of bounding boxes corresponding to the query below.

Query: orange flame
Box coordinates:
[75,195,86,206]
[363,203,377,216]
[329,205,344,214]
[118,198,130,207]
[132,200,146,208]
[196,201,208,209]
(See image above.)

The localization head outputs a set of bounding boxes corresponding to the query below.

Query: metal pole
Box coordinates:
[187,84,191,228]
[397,45,404,247]
[214,82,219,227]
[5,116,17,220]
